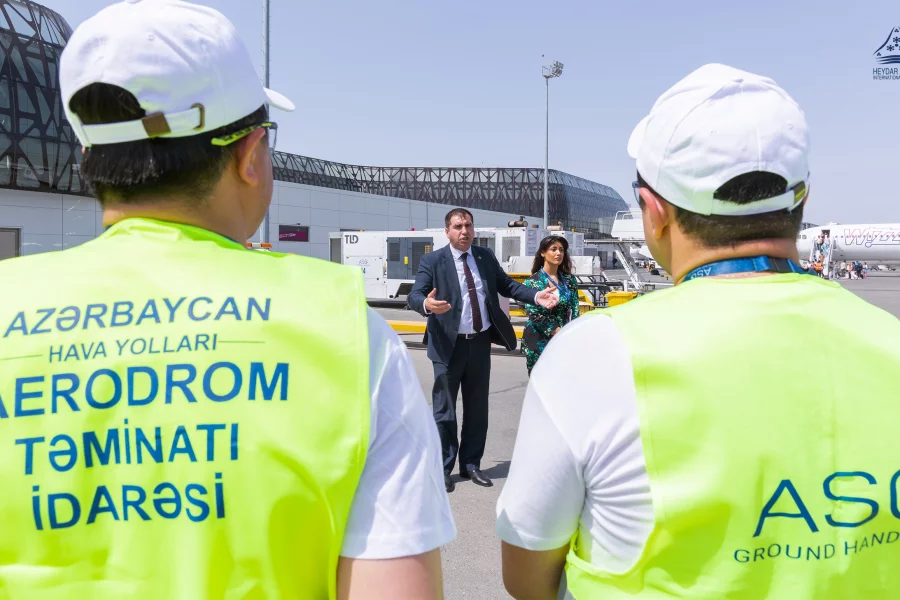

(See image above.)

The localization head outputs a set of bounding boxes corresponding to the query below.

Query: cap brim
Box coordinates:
[627,115,649,159]
[265,87,295,112]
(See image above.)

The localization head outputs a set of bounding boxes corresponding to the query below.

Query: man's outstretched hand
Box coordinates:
[535,287,559,310]
[424,288,452,314]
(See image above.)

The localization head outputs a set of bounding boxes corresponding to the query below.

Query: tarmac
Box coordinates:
[375,271,900,600]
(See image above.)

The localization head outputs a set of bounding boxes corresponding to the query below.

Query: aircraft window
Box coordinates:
[801,235,807,239]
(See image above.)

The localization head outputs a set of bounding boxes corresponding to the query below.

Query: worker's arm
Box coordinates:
[499,316,654,600]
[337,550,444,600]
[496,323,594,600]
[501,543,569,600]
[338,310,456,597]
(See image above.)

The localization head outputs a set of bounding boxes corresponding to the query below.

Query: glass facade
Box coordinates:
[1,0,628,236]
[272,153,627,235]
[0,0,84,193]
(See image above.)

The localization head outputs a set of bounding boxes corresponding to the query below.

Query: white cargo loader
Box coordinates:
[329,230,440,301]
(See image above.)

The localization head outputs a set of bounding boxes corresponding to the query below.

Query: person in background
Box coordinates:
[813,253,823,277]
[863,262,869,278]
[408,208,558,493]
[814,233,825,258]
[521,235,581,375]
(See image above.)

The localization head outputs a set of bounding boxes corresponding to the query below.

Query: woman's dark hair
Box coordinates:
[531,235,572,276]
[69,83,269,204]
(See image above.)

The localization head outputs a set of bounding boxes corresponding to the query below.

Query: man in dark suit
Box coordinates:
[409,208,558,493]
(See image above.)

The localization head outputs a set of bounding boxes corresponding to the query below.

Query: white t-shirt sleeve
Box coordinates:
[496,314,654,572]
[340,308,458,559]
[495,376,586,550]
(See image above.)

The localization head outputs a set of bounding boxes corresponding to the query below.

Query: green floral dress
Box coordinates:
[521,270,580,375]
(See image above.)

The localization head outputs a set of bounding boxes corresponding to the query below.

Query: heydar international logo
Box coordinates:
[873,26,900,80]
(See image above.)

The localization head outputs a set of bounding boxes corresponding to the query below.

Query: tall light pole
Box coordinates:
[542,60,563,229]
[261,0,271,244]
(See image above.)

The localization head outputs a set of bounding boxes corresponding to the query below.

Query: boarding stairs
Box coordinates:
[594,209,663,292]
[808,239,835,278]
[579,238,651,292]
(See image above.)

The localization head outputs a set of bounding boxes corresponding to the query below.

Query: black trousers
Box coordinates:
[431,329,492,475]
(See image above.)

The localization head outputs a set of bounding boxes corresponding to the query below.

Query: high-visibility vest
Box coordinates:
[0,218,370,599]
[565,274,900,599]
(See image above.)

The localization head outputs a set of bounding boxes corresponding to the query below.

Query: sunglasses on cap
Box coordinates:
[211,121,278,150]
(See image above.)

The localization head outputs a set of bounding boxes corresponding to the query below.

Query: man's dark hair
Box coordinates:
[69,83,268,204]
[637,171,805,247]
[445,208,474,228]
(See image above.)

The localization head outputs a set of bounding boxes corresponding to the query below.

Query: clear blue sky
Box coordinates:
[44,0,899,224]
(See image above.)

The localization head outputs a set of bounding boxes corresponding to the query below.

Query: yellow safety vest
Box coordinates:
[565,274,900,599]
[0,218,370,599]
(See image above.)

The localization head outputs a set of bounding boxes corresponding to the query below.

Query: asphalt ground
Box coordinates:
[375,271,900,600]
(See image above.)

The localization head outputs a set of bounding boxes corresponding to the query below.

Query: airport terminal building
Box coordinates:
[0,0,628,262]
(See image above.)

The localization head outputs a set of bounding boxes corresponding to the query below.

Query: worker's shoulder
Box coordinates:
[828,281,900,326]
[536,313,631,388]
[600,283,682,318]
[0,247,75,276]
[252,250,362,276]
[555,309,625,346]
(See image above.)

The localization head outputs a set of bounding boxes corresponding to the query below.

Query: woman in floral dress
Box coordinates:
[521,235,580,375]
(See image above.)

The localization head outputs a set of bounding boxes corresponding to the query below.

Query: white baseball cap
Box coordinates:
[627,63,810,216]
[60,0,295,148]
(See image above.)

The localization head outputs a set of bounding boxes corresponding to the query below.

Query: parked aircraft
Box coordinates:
[797,223,900,263]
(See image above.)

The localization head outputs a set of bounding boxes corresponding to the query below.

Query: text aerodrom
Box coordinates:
[0,295,298,532]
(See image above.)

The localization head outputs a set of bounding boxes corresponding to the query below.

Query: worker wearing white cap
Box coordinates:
[0,1,454,598]
[497,63,900,599]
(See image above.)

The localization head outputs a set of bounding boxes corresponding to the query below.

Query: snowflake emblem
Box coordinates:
[890,45,896,52]
[894,37,900,44]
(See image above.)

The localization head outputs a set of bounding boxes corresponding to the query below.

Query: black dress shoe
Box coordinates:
[444,473,455,493]
[459,468,493,487]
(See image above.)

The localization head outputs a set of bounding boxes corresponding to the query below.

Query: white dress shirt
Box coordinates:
[449,245,492,335]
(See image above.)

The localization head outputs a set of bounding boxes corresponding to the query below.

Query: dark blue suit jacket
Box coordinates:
[408,244,538,365]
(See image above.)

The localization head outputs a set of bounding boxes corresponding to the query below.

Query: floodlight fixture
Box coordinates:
[542,59,564,227]
[543,60,564,79]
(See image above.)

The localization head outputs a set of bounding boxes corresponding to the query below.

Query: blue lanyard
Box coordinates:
[543,270,568,296]
[684,256,810,282]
